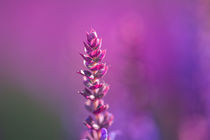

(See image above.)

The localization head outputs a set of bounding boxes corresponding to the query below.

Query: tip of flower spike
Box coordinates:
[87,29,98,42]
[90,28,96,33]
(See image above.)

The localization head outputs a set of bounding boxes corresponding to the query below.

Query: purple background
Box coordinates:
[0,0,210,140]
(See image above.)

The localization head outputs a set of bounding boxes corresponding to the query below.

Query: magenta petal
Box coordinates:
[89,84,103,90]
[89,49,100,58]
[84,59,97,69]
[84,78,99,89]
[94,49,106,62]
[90,63,105,71]
[90,38,97,47]
[87,31,97,42]
[94,65,108,78]
[102,85,109,95]
[100,49,106,58]
[90,38,101,49]
[93,104,109,114]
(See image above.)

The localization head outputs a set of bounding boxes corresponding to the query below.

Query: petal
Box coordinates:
[100,128,108,140]
[95,38,102,49]
[83,41,92,53]
[94,49,106,62]
[90,38,101,49]
[89,49,101,58]
[89,84,103,90]
[78,88,92,97]
[84,88,92,95]
[90,38,97,47]
[93,104,109,114]
[94,65,108,78]
[83,116,100,130]
[96,84,110,98]
[80,53,92,63]
[83,116,94,129]
[90,63,105,71]
[83,59,96,69]
[77,70,94,80]
[101,113,114,128]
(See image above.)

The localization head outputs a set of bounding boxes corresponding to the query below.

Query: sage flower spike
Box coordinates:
[78,29,114,140]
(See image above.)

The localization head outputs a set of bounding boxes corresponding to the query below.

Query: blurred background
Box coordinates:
[0,0,210,140]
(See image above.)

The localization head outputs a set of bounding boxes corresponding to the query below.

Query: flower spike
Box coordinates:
[78,29,114,140]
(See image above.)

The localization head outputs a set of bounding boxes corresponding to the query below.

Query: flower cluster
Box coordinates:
[78,29,114,140]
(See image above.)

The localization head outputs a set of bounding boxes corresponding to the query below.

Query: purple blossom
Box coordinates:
[100,128,108,140]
